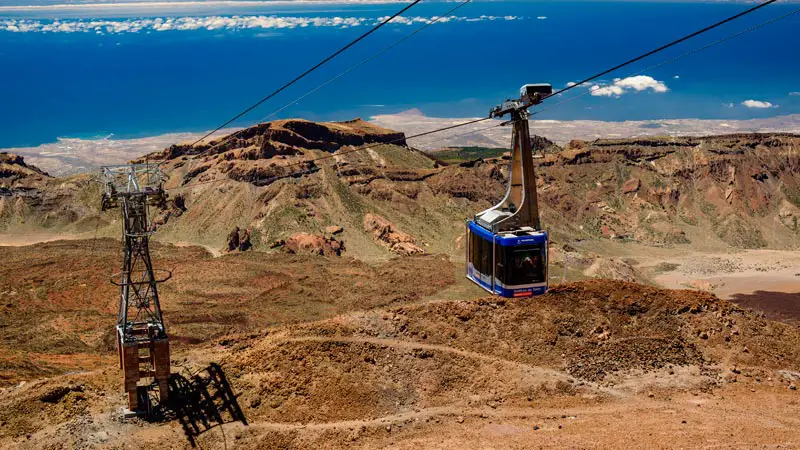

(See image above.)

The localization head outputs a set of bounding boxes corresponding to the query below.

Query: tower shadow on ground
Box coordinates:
[140,362,247,447]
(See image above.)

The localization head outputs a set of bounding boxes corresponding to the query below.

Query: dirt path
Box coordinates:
[195,386,800,449]
[282,335,625,397]
[245,404,609,432]
[169,240,222,257]
[0,232,88,246]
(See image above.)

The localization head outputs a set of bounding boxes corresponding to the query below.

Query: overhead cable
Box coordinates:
[196,0,471,157]
[186,0,423,148]
[534,5,800,117]
[549,0,781,97]
[173,0,784,190]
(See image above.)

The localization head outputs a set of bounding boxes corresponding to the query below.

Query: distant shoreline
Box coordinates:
[370,111,800,149]
[5,112,799,177]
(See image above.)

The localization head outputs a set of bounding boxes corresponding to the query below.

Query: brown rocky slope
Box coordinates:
[2,122,799,258]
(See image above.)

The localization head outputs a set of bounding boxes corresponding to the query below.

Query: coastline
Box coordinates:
[3,129,234,177]
[4,111,799,177]
[372,111,800,149]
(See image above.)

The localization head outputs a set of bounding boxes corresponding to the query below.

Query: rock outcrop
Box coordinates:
[139,118,406,187]
[152,193,187,229]
[226,226,252,252]
[282,232,345,256]
[363,213,424,256]
[0,153,48,181]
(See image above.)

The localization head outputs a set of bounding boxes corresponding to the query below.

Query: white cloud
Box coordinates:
[590,84,625,97]
[0,14,520,34]
[566,81,576,87]
[723,102,735,108]
[537,16,547,20]
[590,75,668,98]
[673,75,680,79]
[741,100,776,109]
[615,75,668,93]
[790,92,800,96]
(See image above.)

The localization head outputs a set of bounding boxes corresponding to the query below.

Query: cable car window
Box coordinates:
[479,235,492,275]
[469,231,491,276]
[501,245,546,285]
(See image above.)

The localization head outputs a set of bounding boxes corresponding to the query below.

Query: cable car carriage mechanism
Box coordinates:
[466,83,553,298]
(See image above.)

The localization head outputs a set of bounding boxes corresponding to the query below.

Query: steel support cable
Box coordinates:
[170,0,783,191]
[466,8,798,152]
[186,0,423,148]
[192,0,472,159]
[445,6,799,151]
[549,0,781,98]
[531,6,800,118]
[171,115,493,189]
[260,1,471,123]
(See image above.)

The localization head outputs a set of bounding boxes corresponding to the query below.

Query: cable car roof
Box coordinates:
[468,221,547,247]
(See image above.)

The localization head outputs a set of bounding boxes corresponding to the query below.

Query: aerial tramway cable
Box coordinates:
[260,0,472,123]
[172,116,492,189]
[186,0,423,148]
[533,4,800,118]
[549,0,781,98]
[171,0,785,191]
[195,0,472,158]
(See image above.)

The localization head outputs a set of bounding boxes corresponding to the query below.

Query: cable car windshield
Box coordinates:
[500,245,546,286]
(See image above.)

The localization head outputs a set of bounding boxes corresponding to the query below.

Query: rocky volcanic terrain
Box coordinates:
[1,277,800,448]
[1,120,799,448]
[2,122,799,257]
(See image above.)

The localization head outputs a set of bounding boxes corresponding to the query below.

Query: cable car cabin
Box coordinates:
[466,221,548,298]
[466,82,553,298]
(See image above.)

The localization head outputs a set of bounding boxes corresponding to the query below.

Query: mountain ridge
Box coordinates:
[2,120,799,257]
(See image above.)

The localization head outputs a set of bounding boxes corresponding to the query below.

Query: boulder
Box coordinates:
[363,213,424,256]
[284,232,345,256]
[226,226,252,252]
[326,225,344,235]
[391,242,425,256]
[621,178,640,194]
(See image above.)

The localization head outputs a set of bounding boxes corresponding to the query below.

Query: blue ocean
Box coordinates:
[1,0,798,148]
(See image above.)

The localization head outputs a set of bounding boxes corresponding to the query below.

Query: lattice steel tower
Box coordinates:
[101,164,171,412]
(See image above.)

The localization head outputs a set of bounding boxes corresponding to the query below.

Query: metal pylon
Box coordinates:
[102,164,171,413]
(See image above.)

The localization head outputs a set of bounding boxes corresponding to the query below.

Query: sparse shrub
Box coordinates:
[699,201,717,216]
[295,182,322,199]
[714,216,767,249]
[653,262,680,273]
[782,184,800,208]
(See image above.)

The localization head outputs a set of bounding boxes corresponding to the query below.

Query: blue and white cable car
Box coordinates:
[466,222,548,297]
[466,84,552,298]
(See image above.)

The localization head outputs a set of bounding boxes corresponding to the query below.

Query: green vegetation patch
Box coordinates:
[782,183,800,208]
[430,146,507,164]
